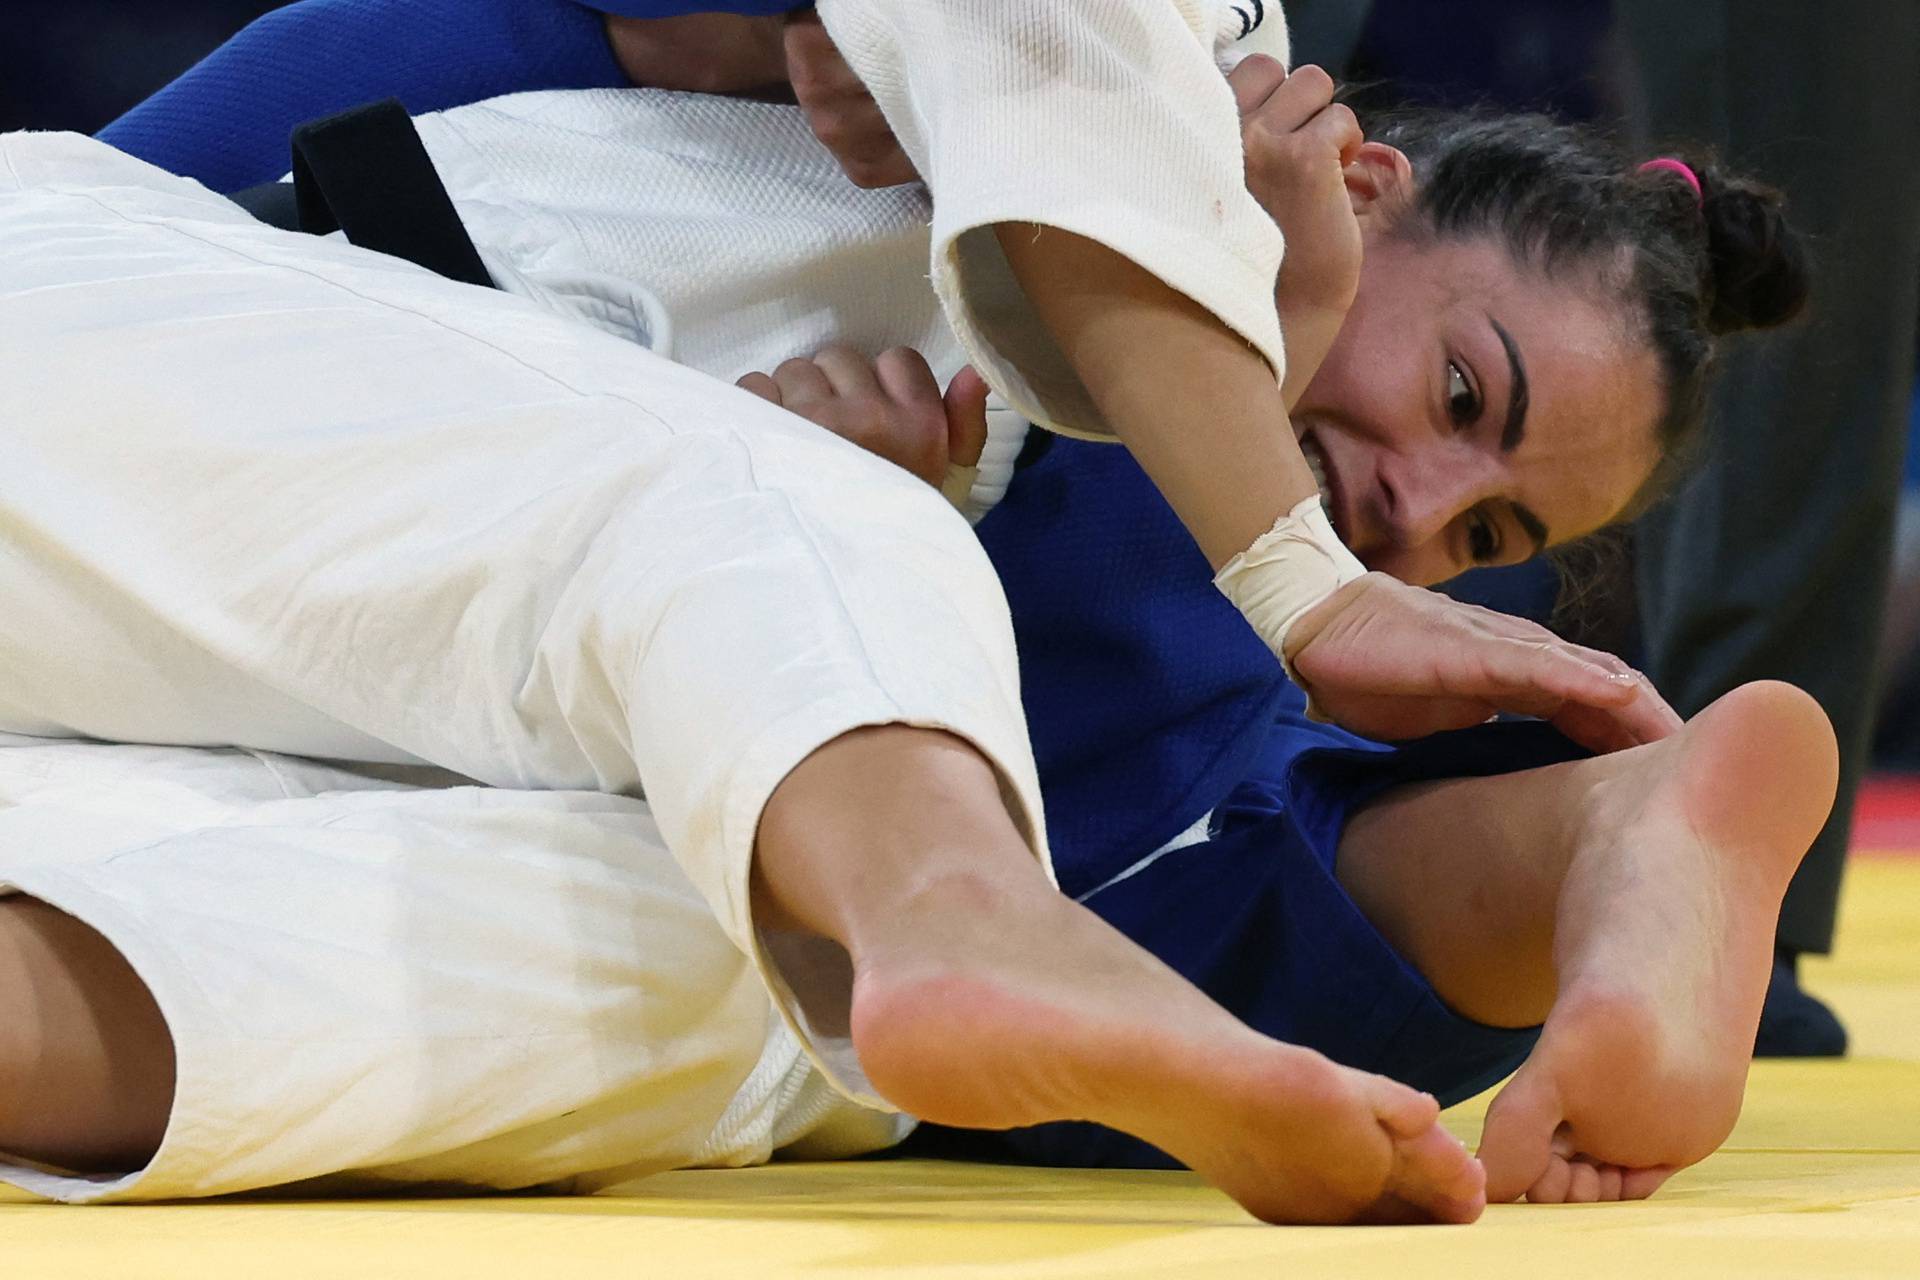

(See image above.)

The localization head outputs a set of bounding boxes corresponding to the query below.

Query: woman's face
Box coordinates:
[1292,228,1665,587]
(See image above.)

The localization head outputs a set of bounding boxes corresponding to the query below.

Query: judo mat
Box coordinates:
[7,820,1919,1277]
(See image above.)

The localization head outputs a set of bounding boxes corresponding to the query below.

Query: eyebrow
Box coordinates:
[1512,503,1550,558]
[1488,315,1530,454]
[1486,315,1546,555]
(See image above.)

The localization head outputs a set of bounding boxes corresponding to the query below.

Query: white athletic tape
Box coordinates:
[1213,494,1368,706]
[940,462,982,509]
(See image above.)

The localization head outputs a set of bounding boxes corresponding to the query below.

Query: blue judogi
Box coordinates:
[98,0,806,195]
[919,438,1558,1167]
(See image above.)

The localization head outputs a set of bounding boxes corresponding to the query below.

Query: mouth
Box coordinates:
[1298,431,1342,541]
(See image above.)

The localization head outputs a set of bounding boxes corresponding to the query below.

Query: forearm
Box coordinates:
[818,0,1292,442]
[994,225,1317,569]
[98,0,625,193]
[604,12,790,94]
[1277,304,1348,410]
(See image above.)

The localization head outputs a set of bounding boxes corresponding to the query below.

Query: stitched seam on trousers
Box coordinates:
[742,441,891,695]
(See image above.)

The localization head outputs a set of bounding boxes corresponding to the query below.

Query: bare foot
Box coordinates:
[847,876,1487,1225]
[1478,681,1838,1203]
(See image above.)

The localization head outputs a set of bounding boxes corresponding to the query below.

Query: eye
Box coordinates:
[1467,509,1503,564]
[1446,360,1482,427]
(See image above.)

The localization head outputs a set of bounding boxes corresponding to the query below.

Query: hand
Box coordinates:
[784,9,919,188]
[1284,574,1683,753]
[1230,59,1365,405]
[738,346,988,489]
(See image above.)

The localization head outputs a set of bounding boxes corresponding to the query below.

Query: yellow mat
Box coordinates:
[8,859,1918,1280]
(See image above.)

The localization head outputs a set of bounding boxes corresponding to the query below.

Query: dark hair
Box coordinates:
[1357,105,1811,518]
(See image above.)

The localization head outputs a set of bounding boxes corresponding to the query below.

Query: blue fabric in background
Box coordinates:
[1906,384,1920,489]
[96,0,803,194]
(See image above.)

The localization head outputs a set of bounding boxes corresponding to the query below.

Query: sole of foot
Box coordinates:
[1478,680,1838,1203]
[848,879,1487,1225]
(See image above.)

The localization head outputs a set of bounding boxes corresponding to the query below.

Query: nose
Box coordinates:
[1376,444,1502,552]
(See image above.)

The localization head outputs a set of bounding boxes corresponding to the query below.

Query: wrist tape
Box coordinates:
[1213,494,1368,695]
[939,462,981,509]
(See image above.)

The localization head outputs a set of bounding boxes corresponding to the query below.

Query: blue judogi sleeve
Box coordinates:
[97,0,805,194]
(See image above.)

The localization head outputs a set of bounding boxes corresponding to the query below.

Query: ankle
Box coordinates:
[753,725,1045,949]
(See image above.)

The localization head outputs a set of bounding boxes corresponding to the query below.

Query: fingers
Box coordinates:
[1245,62,1337,134]
[1288,578,1674,750]
[1612,671,1684,742]
[1544,702,1648,756]
[811,344,885,399]
[750,346,953,487]
[785,9,918,187]
[1303,99,1363,166]
[872,345,940,409]
[1480,644,1681,755]
[735,371,781,404]
[941,365,991,468]
[1570,650,1681,745]
[1502,641,1675,751]
[1475,637,1646,712]
[1547,686,1681,754]
[771,354,834,405]
[1453,612,1679,749]
[1228,53,1288,116]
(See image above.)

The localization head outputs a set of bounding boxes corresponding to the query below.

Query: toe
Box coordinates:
[1620,1166,1676,1201]
[1478,1067,1564,1202]
[1387,1123,1486,1223]
[1368,1079,1442,1140]
[1566,1160,1602,1203]
[1525,1153,1573,1204]
[1595,1164,1625,1201]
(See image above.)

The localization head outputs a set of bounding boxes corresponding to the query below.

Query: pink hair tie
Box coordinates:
[1640,157,1704,205]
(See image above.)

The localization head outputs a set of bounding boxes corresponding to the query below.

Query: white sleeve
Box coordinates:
[816,0,1290,442]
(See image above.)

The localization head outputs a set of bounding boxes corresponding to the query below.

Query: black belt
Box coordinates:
[231,99,495,291]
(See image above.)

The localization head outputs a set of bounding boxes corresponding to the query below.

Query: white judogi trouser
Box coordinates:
[0,132,1049,1181]
[0,737,903,1203]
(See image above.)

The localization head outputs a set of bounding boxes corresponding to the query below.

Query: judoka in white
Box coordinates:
[0,0,1677,1222]
[0,2,1306,1204]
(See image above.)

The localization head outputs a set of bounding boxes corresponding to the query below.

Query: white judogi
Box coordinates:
[0,736,901,1202]
[412,88,1034,520]
[0,0,1294,1202]
[406,0,1289,512]
[0,131,1043,1197]
[817,0,1291,439]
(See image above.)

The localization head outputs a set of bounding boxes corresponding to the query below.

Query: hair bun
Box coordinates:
[1699,172,1810,334]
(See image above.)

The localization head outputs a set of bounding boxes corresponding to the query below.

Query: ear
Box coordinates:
[1346,141,1414,218]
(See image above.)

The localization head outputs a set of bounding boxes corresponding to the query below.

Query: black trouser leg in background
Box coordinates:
[1616,0,1920,958]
